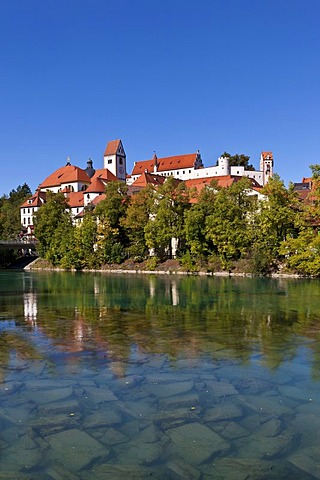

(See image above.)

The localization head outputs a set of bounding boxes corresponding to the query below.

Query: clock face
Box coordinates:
[118,166,124,175]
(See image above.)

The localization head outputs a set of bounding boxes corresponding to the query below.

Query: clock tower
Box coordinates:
[103,139,126,181]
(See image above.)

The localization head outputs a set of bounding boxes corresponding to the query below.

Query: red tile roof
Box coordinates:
[85,177,106,193]
[185,175,261,200]
[39,165,91,189]
[261,151,273,160]
[20,190,47,208]
[104,139,121,156]
[65,192,85,208]
[131,172,166,187]
[132,153,198,176]
[91,194,106,205]
[92,168,118,183]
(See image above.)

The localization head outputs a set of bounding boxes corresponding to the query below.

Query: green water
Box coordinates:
[1,271,320,478]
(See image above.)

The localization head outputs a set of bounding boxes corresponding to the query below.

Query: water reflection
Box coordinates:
[1,272,320,478]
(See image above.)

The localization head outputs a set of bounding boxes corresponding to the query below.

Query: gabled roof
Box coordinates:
[20,190,47,208]
[65,192,85,208]
[91,194,106,205]
[39,165,91,189]
[85,177,106,193]
[104,139,122,156]
[131,171,166,187]
[132,153,198,176]
[185,175,262,200]
[92,168,118,183]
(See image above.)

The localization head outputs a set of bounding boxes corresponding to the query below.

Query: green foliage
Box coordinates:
[280,229,320,276]
[145,178,190,260]
[0,183,32,239]
[219,152,255,171]
[121,185,154,260]
[34,192,75,266]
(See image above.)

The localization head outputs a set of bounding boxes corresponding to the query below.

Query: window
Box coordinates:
[23,218,26,225]
[23,209,25,214]
[108,159,112,164]
[183,170,185,174]
[189,170,191,173]
[119,158,123,165]
[28,217,31,224]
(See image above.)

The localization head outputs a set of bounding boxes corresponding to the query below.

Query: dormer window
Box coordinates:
[28,199,32,204]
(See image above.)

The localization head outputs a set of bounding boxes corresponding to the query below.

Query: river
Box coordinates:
[1,270,320,479]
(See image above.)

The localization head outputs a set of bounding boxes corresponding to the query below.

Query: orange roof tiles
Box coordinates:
[132,153,198,176]
[39,165,91,189]
[85,177,106,193]
[65,192,85,208]
[131,172,166,187]
[21,190,46,208]
[261,151,273,160]
[104,139,121,156]
[92,168,118,183]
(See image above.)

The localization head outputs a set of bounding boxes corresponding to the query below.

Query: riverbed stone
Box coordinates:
[237,394,292,416]
[165,422,230,465]
[204,403,243,422]
[214,421,249,440]
[289,446,320,479]
[83,407,122,429]
[201,457,290,479]
[38,399,80,416]
[278,384,320,402]
[88,464,161,479]
[85,385,118,403]
[24,386,73,404]
[165,456,201,479]
[145,380,194,398]
[237,431,297,460]
[46,428,110,472]
[99,427,129,446]
[205,380,239,399]
[288,413,320,448]
[160,392,200,409]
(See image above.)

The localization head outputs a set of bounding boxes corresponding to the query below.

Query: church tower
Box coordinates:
[260,151,274,186]
[103,139,126,181]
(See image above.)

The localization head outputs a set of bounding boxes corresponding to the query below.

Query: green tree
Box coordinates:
[184,181,218,258]
[253,175,298,265]
[94,181,129,264]
[205,177,256,269]
[219,152,255,171]
[144,177,190,260]
[0,183,32,239]
[121,185,155,260]
[34,192,75,266]
[73,211,98,269]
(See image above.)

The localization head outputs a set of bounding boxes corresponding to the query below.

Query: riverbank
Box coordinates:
[25,257,302,278]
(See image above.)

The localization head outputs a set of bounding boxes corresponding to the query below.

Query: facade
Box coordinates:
[20,137,274,234]
[128,151,273,187]
[20,140,126,232]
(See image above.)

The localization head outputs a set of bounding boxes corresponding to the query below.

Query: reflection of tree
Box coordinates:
[3,271,320,375]
[0,330,43,382]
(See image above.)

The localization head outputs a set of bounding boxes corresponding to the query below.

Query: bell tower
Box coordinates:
[260,151,273,186]
[103,139,126,181]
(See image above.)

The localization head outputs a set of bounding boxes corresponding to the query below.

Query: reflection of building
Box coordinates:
[24,292,38,326]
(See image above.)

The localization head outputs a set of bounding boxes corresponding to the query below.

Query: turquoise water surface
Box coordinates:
[1,271,320,479]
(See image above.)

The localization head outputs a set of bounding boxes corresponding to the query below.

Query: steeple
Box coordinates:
[85,158,95,178]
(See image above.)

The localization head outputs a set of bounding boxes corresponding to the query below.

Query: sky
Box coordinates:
[0,0,319,195]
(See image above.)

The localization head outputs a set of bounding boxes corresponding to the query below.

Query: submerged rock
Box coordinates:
[46,428,109,472]
[165,422,230,465]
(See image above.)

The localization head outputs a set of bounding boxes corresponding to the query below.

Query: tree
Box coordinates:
[94,181,129,264]
[184,181,219,258]
[205,177,257,269]
[121,185,155,260]
[144,177,190,260]
[34,192,75,266]
[219,152,255,171]
[0,183,32,239]
[251,175,299,271]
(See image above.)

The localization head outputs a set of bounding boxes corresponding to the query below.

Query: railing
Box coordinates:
[0,239,39,250]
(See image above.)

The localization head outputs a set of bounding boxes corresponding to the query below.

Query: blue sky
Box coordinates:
[0,0,319,195]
